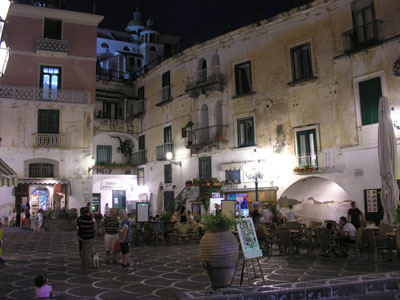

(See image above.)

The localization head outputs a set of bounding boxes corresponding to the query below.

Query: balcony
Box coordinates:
[36,37,68,55]
[342,19,383,54]
[293,148,344,174]
[132,150,147,166]
[0,85,90,104]
[133,100,146,117]
[94,117,126,132]
[186,125,228,149]
[96,68,135,82]
[185,66,225,98]
[156,143,173,160]
[156,86,172,107]
[34,133,62,147]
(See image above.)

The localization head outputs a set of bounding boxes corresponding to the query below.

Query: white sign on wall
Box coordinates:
[101,179,123,190]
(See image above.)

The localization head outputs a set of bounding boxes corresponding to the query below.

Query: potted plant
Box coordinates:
[185,120,194,130]
[199,214,239,289]
[209,177,221,187]
[192,177,201,185]
[293,167,300,173]
[185,180,193,187]
[216,127,223,141]
[304,165,310,172]
[201,179,210,187]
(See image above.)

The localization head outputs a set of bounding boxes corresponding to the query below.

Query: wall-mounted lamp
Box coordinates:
[88,156,96,174]
[391,107,400,130]
[165,151,182,167]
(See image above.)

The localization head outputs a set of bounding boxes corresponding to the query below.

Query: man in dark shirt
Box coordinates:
[347,201,363,229]
[102,208,119,263]
[77,207,95,269]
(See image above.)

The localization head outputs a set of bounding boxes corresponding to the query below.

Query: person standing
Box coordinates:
[347,201,363,229]
[102,208,119,264]
[261,205,274,224]
[286,204,297,222]
[104,203,110,217]
[94,209,103,236]
[119,209,131,267]
[77,207,95,269]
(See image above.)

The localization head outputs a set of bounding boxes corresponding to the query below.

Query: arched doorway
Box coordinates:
[279,176,351,224]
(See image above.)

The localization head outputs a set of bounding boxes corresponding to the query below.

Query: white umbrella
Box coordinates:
[378,96,399,224]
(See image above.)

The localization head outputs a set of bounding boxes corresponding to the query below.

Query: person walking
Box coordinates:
[347,201,363,229]
[102,208,119,264]
[77,207,95,269]
[118,209,131,267]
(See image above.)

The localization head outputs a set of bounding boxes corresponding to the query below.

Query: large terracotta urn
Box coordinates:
[199,230,239,289]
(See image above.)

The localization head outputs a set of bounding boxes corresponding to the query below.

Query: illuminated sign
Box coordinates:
[100,179,123,190]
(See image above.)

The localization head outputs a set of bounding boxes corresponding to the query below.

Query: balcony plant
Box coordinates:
[192,177,201,185]
[209,177,221,187]
[185,120,194,130]
[216,127,223,141]
[199,213,239,289]
[185,180,193,187]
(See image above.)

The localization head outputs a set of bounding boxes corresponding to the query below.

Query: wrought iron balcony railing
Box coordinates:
[94,118,126,132]
[293,148,344,174]
[185,66,225,96]
[37,37,68,53]
[156,86,172,106]
[156,143,173,160]
[132,150,147,166]
[34,133,62,147]
[133,100,146,117]
[186,125,228,148]
[342,19,383,54]
[96,68,135,82]
[0,85,90,104]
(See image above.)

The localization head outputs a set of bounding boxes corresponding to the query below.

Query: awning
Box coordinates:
[18,178,69,185]
[0,158,18,187]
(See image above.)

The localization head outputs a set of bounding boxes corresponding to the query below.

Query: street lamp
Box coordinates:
[165,151,182,167]
[244,161,264,205]
[88,156,96,174]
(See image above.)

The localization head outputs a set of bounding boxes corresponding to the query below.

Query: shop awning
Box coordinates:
[0,158,18,187]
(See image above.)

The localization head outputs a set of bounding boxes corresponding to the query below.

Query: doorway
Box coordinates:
[164,191,175,213]
[112,190,126,209]
[199,156,212,180]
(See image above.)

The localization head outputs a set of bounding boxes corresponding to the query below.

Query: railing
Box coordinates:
[34,133,62,147]
[37,37,68,53]
[156,143,173,160]
[0,85,90,104]
[294,152,319,170]
[162,86,171,101]
[186,125,228,148]
[342,19,383,53]
[94,118,126,132]
[133,100,146,117]
[185,65,225,92]
[293,148,344,173]
[96,68,135,82]
[132,150,147,166]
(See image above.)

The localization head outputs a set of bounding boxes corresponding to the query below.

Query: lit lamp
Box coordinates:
[88,156,96,173]
[244,161,264,204]
[165,151,182,166]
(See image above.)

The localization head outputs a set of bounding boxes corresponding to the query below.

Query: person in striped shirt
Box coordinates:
[77,207,95,269]
[102,208,119,264]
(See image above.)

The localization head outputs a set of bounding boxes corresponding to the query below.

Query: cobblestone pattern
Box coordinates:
[1,227,400,300]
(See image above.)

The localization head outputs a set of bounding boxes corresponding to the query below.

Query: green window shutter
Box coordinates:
[296,128,318,168]
[359,77,382,125]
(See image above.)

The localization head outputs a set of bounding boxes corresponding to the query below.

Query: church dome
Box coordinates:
[125,6,145,32]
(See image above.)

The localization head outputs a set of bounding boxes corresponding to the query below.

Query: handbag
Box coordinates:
[113,239,121,252]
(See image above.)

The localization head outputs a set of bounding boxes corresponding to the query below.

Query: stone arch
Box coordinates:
[24,158,60,178]
[279,176,351,225]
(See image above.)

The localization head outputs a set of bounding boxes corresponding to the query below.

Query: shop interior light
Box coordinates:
[0,40,9,77]
[0,0,11,22]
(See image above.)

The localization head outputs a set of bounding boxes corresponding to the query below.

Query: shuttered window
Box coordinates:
[38,109,59,134]
[234,61,252,95]
[96,145,112,163]
[359,77,382,125]
[164,164,172,184]
[290,43,313,82]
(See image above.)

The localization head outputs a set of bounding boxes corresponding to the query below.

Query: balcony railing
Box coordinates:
[185,66,225,97]
[96,68,135,82]
[0,85,90,104]
[342,19,383,53]
[186,125,228,148]
[133,100,146,117]
[37,37,68,53]
[293,148,344,173]
[156,86,172,107]
[132,150,147,166]
[156,143,173,160]
[34,133,62,147]
[94,118,126,132]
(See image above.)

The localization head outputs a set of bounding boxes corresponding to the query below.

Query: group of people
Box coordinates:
[7,205,32,228]
[171,206,197,224]
[77,205,132,269]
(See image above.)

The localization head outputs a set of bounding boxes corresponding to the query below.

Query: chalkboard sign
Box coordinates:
[237,218,263,260]
[136,202,149,223]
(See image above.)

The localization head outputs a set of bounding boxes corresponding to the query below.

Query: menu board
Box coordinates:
[136,202,149,222]
[366,189,378,213]
[237,218,263,260]
[221,200,236,218]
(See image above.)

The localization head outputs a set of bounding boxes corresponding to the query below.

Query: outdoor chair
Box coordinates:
[277,228,291,255]
[188,222,201,241]
[176,223,190,243]
[255,224,270,253]
[305,227,319,255]
[310,221,323,228]
[360,229,388,261]
[287,222,302,231]
[318,228,333,257]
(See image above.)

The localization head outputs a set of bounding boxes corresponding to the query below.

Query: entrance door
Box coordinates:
[112,190,126,209]
[15,183,29,211]
[164,191,175,213]
[199,156,211,180]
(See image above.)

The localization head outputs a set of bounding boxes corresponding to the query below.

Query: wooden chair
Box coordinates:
[318,229,333,257]
[176,223,190,243]
[277,228,290,255]
[189,222,201,241]
[305,227,319,255]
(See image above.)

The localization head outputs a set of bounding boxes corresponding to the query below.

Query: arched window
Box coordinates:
[150,46,157,52]
[101,43,109,49]
[198,58,207,82]
[123,46,130,52]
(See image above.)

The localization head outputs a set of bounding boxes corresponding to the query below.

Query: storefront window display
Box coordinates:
[227,193,249,217]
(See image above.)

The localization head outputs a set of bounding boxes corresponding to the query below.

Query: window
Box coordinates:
[137,168,144,186]
[234,61,252,95]
[162,71,171,101]
[237,117,254,147]
[226,169,241,183]
[96,145,112,163]
[150,46,157,52]
[102,102,121,119]
[359,77,382,125]
[352,0,376,43]
[29,163,54,178]
[164,164,172,184]
[137,59,142,68]
[198,59,207,82]
[199,157,212,180]
[40,66,61,100]
[139,135,145,151]
[138,86,145,100]
[101,43,109,49]
[296,128,318,168]
[164,126,172,144]
[43,18,62,40]
[290,43,313,82]
[38,109,59,134]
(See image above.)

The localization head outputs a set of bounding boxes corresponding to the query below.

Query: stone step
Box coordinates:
[175,271,400,300]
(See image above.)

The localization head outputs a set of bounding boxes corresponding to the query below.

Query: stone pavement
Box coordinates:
[1,227,400,300]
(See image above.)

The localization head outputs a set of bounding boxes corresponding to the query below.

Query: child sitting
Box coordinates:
[34,272,54,298]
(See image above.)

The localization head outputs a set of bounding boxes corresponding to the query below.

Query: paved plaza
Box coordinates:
[1,227,400,299]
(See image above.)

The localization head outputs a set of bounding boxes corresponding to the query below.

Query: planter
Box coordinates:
[199,231,239,289]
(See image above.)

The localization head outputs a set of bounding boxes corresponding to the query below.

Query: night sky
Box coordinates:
[93,0,314,49]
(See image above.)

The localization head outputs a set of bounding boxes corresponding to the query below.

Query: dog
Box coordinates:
[92,247,100,268]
